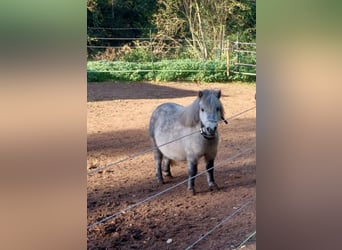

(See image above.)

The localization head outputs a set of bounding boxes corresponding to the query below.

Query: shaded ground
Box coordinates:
[87,81,256,249]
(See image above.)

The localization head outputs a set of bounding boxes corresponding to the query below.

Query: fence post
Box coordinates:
[226,40,230,77]
[236,36,240,73]
[150,29,155,80]
[220,24,225,60]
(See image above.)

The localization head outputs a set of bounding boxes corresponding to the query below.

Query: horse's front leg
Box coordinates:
[205,159,219,190]
[187,158,198,195]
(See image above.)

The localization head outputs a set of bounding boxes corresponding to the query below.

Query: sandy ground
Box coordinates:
[87,81,256,249]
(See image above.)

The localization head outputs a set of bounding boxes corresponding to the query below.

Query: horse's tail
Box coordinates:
[149,110,157,139]
[149,115,159,149]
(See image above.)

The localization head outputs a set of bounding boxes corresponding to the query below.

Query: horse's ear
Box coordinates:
[198,91,203,98]
[216,90,221,99]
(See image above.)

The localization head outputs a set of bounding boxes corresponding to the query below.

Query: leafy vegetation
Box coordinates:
[87,0,255,57]
[152,0,255,59]
[87,0,256,82]
[87,59,255,82]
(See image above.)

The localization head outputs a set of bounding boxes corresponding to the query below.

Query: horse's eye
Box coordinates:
[201,108,204,112]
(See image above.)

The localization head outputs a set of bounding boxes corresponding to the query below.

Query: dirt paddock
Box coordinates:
[87,81,256,249]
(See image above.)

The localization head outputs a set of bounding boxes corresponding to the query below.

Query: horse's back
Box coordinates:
[149,102,183,138]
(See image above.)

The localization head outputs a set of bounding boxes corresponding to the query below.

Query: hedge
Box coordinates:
[87,59,255,82]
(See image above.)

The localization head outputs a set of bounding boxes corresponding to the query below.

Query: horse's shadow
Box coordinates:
[87,81,199,101]
[216,164,256,190]
[162,163,256,195]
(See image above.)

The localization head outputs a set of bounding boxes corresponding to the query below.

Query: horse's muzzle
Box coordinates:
[206,126,217,135]
[200,122,217,140]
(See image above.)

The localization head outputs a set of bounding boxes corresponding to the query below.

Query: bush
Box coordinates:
[87,59,254,82]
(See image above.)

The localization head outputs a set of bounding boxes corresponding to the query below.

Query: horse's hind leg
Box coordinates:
[153,146,164,184]
[162,158,172,178]
[187,159,198,195]
[205,159,219,191]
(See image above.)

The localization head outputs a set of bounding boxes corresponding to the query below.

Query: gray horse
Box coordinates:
[149,89,226,194]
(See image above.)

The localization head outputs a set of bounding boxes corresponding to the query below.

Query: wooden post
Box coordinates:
[226,40,230,77]
[237,35,240,73]
[221,25,225,60]
[150,29,155,81]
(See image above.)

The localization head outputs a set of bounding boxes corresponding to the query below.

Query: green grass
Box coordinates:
[87,59,256,82]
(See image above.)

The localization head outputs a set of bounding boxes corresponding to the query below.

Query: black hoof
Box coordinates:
[157,179,165,184]
[209,183,219,191]
[188,188,196,196]
[163,173,173,178]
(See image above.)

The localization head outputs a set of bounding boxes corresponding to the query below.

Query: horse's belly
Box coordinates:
[161,147,187,161]
[155,132,213,162]
[156,139,187,161]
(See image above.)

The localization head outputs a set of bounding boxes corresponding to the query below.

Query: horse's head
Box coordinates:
[198,90,225,139]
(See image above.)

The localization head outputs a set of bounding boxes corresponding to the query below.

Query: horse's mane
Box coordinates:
[179,90,225,127]
[179,97,201,127]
